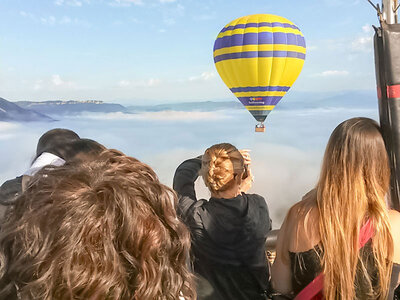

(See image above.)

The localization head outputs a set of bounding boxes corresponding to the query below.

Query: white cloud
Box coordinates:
[33,80,43,91]
[362,24,373,33]
[52,74,64,86]
[189,71,216,81]
[118,80,131,87]
[0,122,21,141]
[60,16,72,24]
[175,4,185,15]
[51,75,76,88]
[20,11,90,27]
[140,78,161,87]
[118,78,161,87]
[29,75,81,93]
[40,16,57,25]
[351,36,373,52]
[55,0,83,6]
[0,122,20,133]
[348,24,374,52]
[19,11,35,20]
[109,0,144,7]
[158,3,185,27]
[314,70,349,77]
[70,0,83,6]
[310,24,374,55]
[194,12,216,21]
[160,0,176,3]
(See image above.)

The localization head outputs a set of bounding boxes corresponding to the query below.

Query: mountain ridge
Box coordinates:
[0,98,54,122]
[1,90,379,122]
[16,100,126,115]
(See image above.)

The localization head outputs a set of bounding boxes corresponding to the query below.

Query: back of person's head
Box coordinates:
[0,149,195,300]
[201,143,244,194]
[24,137,105,191]
[62,138,106,162]
[318,117,392,299]
[35,128,80,161]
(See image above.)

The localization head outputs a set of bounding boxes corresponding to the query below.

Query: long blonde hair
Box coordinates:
[317,117,393,299]
[200,143,244,194]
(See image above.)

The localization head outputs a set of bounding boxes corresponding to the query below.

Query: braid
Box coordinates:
[201,143,244,194]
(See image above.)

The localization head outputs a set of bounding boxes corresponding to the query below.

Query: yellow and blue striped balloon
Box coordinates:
[213,14,306,130]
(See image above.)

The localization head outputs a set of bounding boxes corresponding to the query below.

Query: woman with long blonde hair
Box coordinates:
[173,143,272,300]
[272,117,400,299]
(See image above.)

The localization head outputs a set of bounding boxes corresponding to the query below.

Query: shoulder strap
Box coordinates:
[293,219,374,300]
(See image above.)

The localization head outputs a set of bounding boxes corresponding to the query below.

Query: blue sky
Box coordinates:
[0,0,380,104]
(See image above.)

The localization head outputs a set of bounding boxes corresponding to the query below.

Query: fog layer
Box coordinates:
[0,105,378,227]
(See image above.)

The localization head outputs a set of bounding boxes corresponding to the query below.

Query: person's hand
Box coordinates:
[240,165,254,193]
[239,149,251,166]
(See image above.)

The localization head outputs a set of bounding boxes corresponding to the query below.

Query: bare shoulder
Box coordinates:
[284,189,320,252]
[286,190,318,224]
[388,209,400,225]
[388,209,400,264]
[388,209,400,240]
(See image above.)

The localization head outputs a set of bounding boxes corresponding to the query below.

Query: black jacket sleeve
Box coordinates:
[173,156,202,199]
[173,156,202,218]
[0,176,22,206]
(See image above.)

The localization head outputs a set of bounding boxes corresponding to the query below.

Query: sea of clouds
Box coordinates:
[0,105,378,227]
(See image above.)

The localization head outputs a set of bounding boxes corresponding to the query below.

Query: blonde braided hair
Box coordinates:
[201,143,244,194]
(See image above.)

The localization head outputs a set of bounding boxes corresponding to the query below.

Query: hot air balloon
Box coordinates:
[213,14,306,132]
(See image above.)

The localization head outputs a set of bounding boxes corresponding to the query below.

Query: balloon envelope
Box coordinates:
[213,14,306,124]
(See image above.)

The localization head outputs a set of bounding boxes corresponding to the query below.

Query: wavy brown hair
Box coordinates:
[0,149,195,300]
[317,118,393,299]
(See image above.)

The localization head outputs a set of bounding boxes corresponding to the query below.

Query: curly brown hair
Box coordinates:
[0,149,195,300]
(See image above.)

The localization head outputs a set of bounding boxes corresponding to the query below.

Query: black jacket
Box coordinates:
[173,157,272,300]
[0,176,22,206]
[0,176,23,221]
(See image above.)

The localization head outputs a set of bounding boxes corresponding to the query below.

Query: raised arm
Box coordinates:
[173,156,202,218]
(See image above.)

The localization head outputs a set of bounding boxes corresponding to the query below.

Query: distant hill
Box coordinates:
[275,90,378,111]
[127,101,243,112]
[3,91,378,122]
[0,98,54,122]
[16,100,127,115]
[127,91,378,113]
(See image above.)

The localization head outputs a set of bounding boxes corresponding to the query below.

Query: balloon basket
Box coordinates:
[255,123,265,133]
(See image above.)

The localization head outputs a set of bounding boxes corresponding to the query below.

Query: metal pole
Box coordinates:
[373,0,400,209]
[382,0,399,23]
